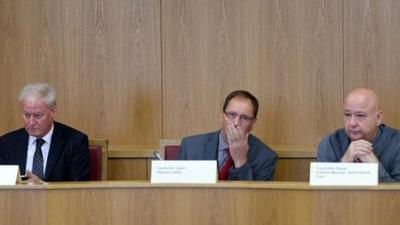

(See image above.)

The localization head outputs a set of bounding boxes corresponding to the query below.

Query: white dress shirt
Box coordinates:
[25,125,54,174]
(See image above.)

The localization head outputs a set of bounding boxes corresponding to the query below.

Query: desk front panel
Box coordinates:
[1,182,400,225]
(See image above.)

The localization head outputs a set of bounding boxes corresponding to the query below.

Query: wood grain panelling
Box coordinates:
[107,158,147,180]
[259,0,343,146]
[0,0,161,145]
[0,189,46,225]
[2,0,400,155]
[5,183,400,225]
[344,0,400,128]
[274,158,315,181]
[162,0,343,147]
[107,156,316,181]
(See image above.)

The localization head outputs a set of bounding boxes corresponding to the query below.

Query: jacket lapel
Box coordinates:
[16,132,29,174]
[45,123,64,180]
[202,131,219,160]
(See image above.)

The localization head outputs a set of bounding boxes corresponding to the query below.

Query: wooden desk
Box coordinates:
[107,145,317,181]
[1,181,400,225]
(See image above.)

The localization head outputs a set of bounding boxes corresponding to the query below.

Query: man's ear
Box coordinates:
[376,109,383,125]
[249,118,257,132]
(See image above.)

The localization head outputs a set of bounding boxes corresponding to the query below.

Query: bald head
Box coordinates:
[345,88,379,112]
[344,88,383,141]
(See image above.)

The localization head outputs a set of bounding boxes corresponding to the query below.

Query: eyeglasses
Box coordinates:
[224,111,255,123]
[23,113,45,120]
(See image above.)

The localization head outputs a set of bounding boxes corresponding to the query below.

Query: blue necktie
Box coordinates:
[32,139,45,180]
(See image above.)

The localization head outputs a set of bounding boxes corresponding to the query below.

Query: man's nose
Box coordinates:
[233,116,241,126]
[27,116,36,125]
[349,116,357,126]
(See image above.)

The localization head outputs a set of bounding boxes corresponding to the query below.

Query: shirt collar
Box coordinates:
[218,131,228,150]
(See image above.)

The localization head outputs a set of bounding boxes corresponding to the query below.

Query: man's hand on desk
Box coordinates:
[26,171,45,185]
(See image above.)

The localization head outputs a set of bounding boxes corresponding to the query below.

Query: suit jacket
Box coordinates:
[0,121,90,181]
[178,130,277,181]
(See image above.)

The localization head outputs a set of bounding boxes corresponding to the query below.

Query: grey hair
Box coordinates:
[18,82,57,108]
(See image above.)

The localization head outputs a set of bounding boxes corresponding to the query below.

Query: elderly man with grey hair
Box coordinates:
[0,82,90,183]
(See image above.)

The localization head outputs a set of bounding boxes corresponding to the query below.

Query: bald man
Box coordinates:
[317,88,400,182]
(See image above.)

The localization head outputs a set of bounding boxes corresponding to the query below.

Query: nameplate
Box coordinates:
[151,160,217,184]
[0,165,20,185]
[310,162,378,186]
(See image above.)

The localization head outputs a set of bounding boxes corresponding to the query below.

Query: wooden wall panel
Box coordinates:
[274,158,315,182]
[344,0,400,128]
[162,0,343,147]
[107,159,148,180]
[0,0,161,145]
[106,156,316,181]
[1,0,400,156]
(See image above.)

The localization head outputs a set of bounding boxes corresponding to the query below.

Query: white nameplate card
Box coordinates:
[151,160,217,184]
[310,162,378,186]
[0,165,24,185]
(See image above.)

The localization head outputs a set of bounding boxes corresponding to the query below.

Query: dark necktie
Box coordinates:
[218,148,233,180]
[32,138,45,180]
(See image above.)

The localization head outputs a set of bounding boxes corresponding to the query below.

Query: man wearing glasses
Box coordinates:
[178,90,277,180]
[0,82,90,183]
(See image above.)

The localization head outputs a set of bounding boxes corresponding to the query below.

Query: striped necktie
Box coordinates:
[32,138,45,180]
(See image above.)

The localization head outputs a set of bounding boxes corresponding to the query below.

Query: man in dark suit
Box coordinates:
[178,90,277,181]
[0,82,90,182]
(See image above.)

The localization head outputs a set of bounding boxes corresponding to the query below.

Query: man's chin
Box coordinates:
[26,129,42,137]
[349,134,362,141]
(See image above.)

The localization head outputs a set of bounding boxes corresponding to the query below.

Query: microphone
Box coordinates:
[153,151,164,160]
